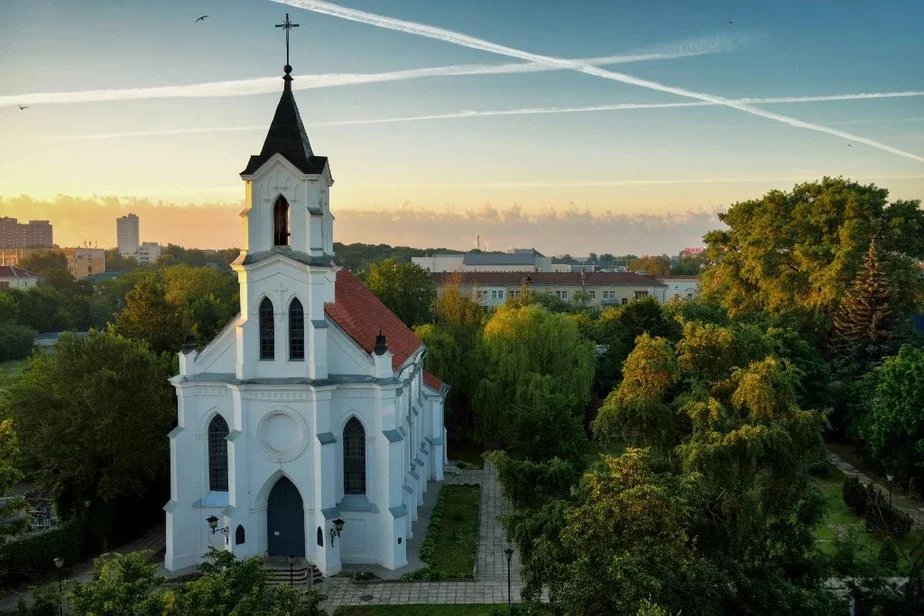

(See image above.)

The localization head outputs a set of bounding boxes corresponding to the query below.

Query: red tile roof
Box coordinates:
[324,268,424,372]
[0,266,37,278]
[431,271,666,287]
[423,371,444,391]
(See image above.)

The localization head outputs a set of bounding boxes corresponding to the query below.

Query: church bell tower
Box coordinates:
[232,35,335,381]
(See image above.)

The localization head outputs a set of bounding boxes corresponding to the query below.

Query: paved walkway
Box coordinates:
[827,449,924,528]
[320,460,523,611]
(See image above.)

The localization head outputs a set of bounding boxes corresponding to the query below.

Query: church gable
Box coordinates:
[324,269,424,373]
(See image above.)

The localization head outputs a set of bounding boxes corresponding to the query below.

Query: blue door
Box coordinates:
[267,477,305,557]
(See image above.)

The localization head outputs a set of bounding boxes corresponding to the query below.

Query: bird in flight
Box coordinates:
[728,21,734,24]
[195,15,208,23]
[848,144,852,147]
[18,104,28,110]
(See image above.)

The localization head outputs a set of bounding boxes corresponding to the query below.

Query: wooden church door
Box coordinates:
[267,477,305,557]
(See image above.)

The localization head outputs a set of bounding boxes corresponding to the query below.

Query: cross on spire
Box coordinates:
[275,12,300,68]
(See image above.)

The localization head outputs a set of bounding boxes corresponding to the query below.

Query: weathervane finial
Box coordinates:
[275,12,300,73]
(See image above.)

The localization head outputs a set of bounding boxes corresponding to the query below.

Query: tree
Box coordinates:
[702,177,924,340]
[0,420,29,543]
[0,321,35,361]
[628,255,671,275]
[113,276,191,354]
[474,303,594,452]
[503,321,831,614]
[1,332,175,535]
[18,251,68,280]
[859,345,924,492]
[360,259,435,327]
[831,239,900,377]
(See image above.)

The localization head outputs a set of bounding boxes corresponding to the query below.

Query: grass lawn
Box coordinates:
[334,606,505,616]
[418,484,480,578]
[448,441,485,469]
[813,462,924,574]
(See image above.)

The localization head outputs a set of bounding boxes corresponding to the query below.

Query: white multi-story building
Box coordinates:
[412,248,553,273]
[652,275,700,302]
[164,63,448,577]
[138,242,164,266]
[117,214,140,256]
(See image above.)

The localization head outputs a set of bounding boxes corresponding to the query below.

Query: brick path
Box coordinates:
[320,460,523,610]
[827,450,924,528]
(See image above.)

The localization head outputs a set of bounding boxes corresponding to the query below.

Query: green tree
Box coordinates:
[0,419,29,543]
[628,255,671,275]
[69,551,168,616]
[505,321,830,614]
[859,345,924,491]
[360,259,435,327]
[0,321,35,361]
[113,276,191,354]
[1,332,175,530]
[18,251,68,280]
[474,303,594,453]
[702,177,924,340]
[831,239,900,377]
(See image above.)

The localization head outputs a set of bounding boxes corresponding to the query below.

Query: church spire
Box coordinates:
[241,14,325,177]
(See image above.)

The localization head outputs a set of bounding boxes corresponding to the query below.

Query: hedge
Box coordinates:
[0,520,87,584]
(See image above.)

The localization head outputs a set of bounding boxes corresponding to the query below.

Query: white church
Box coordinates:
[163,60,448,576]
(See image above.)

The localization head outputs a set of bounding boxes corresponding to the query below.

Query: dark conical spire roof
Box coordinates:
[241,65,328,176]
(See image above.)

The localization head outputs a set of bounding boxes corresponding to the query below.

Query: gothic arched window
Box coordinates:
[235,525,245,545]
[259,297,274,360]
[289,298,304,360]
[208,414,229,492]
[317,526,324,547]
[343,418,366,495]
[273,196,290,246]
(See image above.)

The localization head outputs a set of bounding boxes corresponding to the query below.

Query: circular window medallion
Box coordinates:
[256,408,308,463]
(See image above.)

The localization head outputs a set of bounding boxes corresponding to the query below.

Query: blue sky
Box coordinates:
[0,0,922,252]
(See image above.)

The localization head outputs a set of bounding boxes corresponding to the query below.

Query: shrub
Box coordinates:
[842,476,912,539]
[399,567,448,581]
[0,321,35,362]
[0,521,87,584]
[866,506,913,539]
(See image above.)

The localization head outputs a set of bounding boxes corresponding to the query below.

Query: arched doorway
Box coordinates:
[267,477,305,557]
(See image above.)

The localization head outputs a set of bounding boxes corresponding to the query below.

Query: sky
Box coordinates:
[1,0,922,254]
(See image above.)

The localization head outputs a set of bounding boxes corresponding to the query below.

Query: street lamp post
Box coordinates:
[503,546,514,606]
[288,553,294,587]
[54,557,64,616]
[886,474,894,509]
[329,518,345,546]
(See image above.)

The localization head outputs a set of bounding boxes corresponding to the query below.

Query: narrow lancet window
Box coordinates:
[259,298,275,360]
[273,196,290,246]
[208,415,229,492]
[343,418,366,494]
[289,298,305,360]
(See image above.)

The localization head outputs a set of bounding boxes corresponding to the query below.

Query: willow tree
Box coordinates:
[507,321,831,614]
[474,303,594,459]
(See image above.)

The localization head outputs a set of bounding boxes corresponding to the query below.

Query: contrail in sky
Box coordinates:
[39,91,924,140]
[272,0,924,164]
[0,35,745,108]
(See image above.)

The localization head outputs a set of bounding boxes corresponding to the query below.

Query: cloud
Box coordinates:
[0,193,719,254]
[0,34,746,108]
[36,90,924,140]
[274,0,924,164]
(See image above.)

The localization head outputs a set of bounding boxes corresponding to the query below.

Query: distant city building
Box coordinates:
[412,248,554,273]
[0,217,53,249]
[137,242,164,266]
[431,271,667,308]
[653,275,700,302]
[61,247,106,279]
[0,265,38,290]
[117,213,140,256]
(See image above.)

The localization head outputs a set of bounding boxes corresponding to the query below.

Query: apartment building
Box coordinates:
[431,271,667,308]
[0,217,53,249]
[413,248,554,273]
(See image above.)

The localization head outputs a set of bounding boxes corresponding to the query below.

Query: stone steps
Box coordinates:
[263,560,324,586]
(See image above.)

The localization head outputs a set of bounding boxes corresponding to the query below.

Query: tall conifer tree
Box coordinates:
[832,239,899,376]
